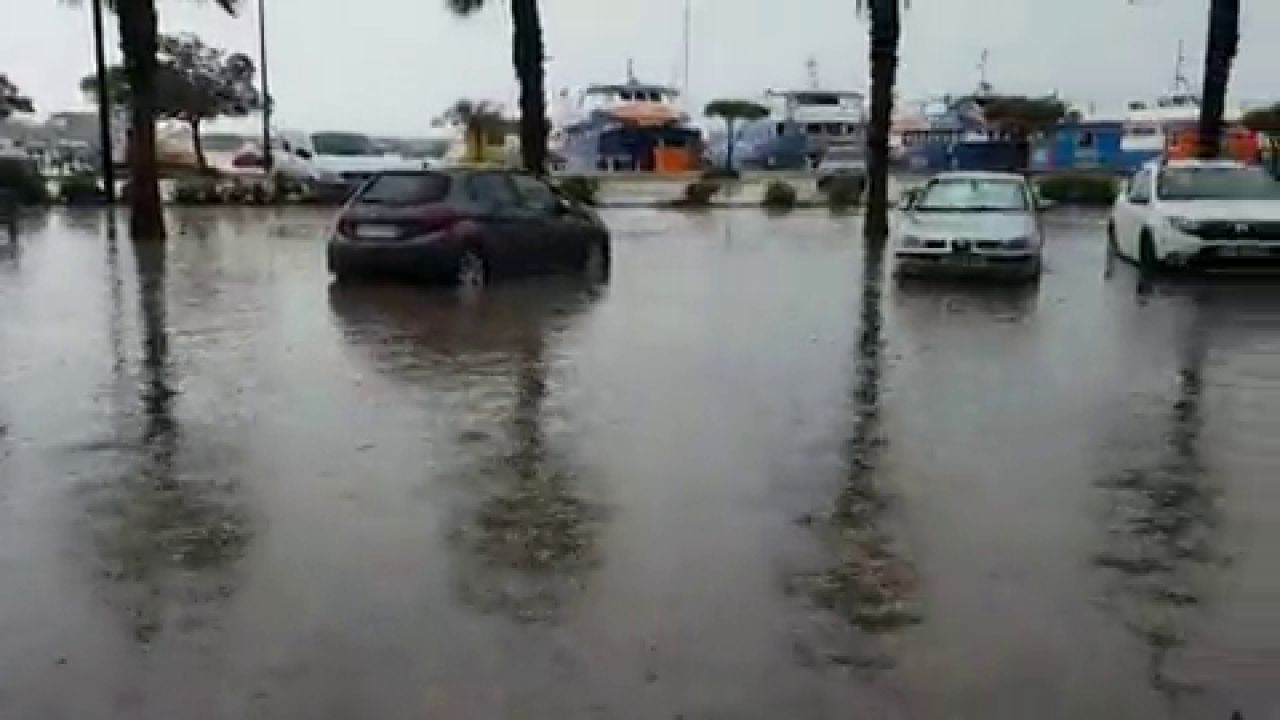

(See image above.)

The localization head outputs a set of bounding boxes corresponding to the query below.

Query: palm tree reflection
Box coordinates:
[1094,292,1219,700]
[329,283,605,623]
[85,238,251,645]
[791,240,921,664]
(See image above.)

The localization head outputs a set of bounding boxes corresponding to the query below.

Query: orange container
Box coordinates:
[1166,126,1261,163]
[653,146,692,173]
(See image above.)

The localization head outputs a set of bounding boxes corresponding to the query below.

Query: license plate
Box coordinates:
[358,224,400,240]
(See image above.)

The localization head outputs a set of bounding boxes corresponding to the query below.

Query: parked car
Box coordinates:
[815,143,867,192]
[894,171,1045,280]
[327,169,611,286]
[268,130,428,199]
[1109,158,1280,270]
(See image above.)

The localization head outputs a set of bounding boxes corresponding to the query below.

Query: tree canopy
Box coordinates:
[1243,104,1280,134]
[0,74,35,120]
[704,99,770,121]
[81,33,261,169]
[980,95,1075,136]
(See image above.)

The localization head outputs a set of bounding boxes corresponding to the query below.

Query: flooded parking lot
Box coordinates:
[1,207,1278,718]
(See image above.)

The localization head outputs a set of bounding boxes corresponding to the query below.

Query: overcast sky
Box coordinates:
[3,0,1279,135]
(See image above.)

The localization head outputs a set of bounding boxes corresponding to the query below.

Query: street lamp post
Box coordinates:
[258,0,273,175]
[91,0,116,204]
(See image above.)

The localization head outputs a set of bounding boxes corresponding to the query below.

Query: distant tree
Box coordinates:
[445,99,509,164]
[64,0,242,240]
[446,0,548,176]
[0,74,35,120]
[703,99,769,172]
[980,95,1073,171]
[82,33,261,173]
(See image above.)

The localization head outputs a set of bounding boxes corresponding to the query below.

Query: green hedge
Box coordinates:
[672,180,721,208]
[1036,173,1119,206]
[762,180,798,210]
[556,176,600,206]
[823,176,865,209]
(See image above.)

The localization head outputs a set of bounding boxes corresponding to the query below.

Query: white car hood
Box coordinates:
[1159,200,1280,222]
[900,210,1036,239]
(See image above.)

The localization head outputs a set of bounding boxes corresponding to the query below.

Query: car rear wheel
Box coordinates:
[583,241,611,283]
[456,249,489,290]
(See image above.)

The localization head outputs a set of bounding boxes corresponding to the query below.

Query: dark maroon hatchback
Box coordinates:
[327,169,610,287]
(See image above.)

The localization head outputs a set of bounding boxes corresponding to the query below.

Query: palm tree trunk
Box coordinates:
[725,118,736,171]
[1198,0,1240,159]
[116,0,166,240]
[510,0,548,175]
[864,0,900,245]
[190,117,208,174]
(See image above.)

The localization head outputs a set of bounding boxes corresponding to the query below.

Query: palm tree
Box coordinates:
[1197,0,1240,158]
[446,0,548,176]
[445,99,509,164]
[70,0,239,240]
[0,74,35,119]
[857,0,904,246]
[704,99,769,173]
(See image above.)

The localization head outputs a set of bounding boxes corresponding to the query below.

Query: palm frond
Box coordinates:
[445,0,487,16]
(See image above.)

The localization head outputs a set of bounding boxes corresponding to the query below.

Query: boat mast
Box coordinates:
[1173,39,1192,95]
[682,0,692,97]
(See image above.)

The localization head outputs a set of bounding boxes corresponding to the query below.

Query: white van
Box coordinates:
[272,130,427,198]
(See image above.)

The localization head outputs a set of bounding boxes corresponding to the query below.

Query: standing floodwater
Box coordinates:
[0,207,1277,718]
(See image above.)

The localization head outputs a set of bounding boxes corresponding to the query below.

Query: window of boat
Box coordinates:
[825,123,843,136]
[794,93,841,106]
[915,178,1030,212]
[805,123,822,135]
[311,132,378,156]
[357,173,450,206]
[1157,165,1280,200]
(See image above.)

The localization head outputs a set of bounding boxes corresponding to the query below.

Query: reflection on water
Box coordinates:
[1094,286,1222,701]
[329,282,607,623]
[78,237,251,645]
[789,241,922,666]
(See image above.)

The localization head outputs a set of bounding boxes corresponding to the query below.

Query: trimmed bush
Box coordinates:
[556,176,600,206]
[762,180,798,210]
[0,157,49,205]
[1036,173,1118,206]
[58,173,106,205]
[823,176,865,209]
[673,179,721,208]
[172,177,222,205]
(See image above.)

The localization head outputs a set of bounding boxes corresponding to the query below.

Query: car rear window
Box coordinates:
[357,173,450,205]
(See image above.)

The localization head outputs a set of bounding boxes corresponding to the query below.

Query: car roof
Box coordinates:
[928,171,1027,182]
[1145,157,1251,171]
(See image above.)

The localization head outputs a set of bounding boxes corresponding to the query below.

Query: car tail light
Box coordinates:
[418,206,464,234]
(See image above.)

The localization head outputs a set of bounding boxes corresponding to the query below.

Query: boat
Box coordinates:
[713,87,867,171]
[552,65,702,173]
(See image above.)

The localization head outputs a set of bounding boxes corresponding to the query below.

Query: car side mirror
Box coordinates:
[296,148,313,160]
[897,188,919,209]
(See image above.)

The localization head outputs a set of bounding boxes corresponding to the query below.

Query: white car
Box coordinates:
[894,171,1045,280]
[272,130,428,199]
[1110,158,1280,270]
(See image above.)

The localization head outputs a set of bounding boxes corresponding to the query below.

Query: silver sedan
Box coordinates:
[894,171,1045,281]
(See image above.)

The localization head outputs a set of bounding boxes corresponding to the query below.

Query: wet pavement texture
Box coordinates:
[1,208,1278,719]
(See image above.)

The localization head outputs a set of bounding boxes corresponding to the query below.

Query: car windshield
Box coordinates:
[201,134,249,152]
[311,132,378,156]
[1157,166,1280,200]
[914,178,1029,211]
[357,173,450,205]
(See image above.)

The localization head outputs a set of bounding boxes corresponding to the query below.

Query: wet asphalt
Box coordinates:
[0,207,1277,719]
